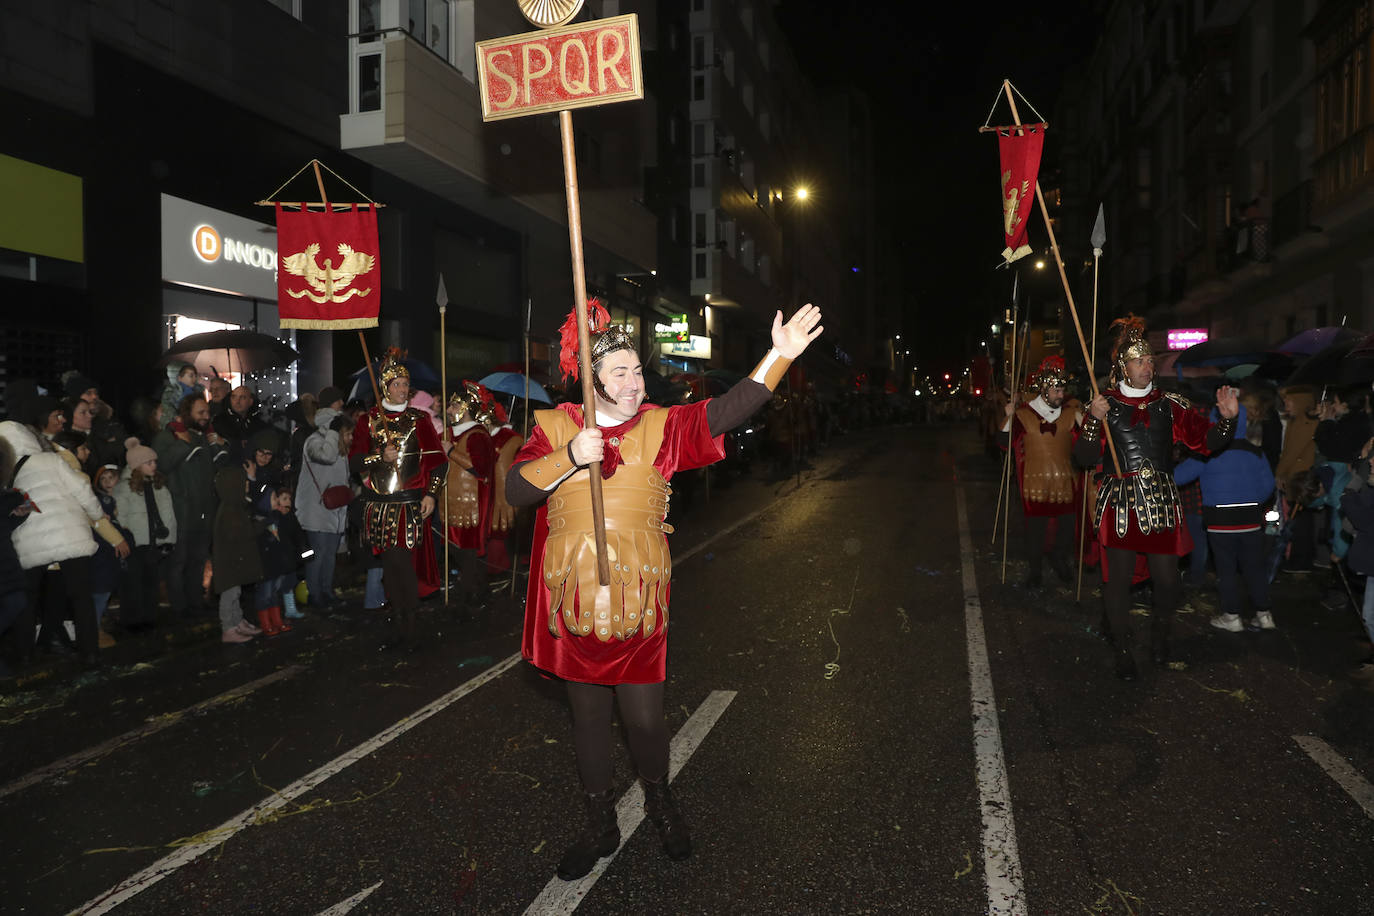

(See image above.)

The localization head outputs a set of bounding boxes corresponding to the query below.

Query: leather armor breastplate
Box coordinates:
[1105,397,1173,473]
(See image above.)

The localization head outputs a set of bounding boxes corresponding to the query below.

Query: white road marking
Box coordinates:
[314,880,383,915]
[1293,735,1374,820]
[956,483,1028,916]
[523,689,738,916]
[0,665,305,802]
[68,653,523,916]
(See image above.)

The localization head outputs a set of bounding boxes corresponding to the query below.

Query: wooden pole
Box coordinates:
[514,297,532,599]
[1002,319,1029,584]
[992,298,1018,546]
[1077,248,1101,602]
[1001,81,1122,476]
[440,301,450,607]
[559,110,611,586]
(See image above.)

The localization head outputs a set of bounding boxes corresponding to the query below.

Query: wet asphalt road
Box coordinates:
[4,421,1373,915]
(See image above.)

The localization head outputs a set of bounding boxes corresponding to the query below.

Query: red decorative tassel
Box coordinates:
[558,297,609,381]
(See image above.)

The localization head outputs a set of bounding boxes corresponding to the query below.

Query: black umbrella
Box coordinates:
[1284,342,1374,388]
[1174,335,1272,368]
[158,329,299,377]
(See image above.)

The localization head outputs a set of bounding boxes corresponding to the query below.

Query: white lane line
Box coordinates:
[69,652,523,916]
[1293,735,1374,820]
[955,483,1027,916]
[314,880,383,915]
[524,689,738,916]
[0,665,305,803]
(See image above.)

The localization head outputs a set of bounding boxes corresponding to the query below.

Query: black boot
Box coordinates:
[557,788,620,880]
[642,777,692,861]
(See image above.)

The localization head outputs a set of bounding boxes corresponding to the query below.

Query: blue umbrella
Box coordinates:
[348,357,440,401]
[479,371,552,404]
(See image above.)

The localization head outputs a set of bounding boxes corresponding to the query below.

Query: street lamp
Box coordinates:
[795,186,809,201]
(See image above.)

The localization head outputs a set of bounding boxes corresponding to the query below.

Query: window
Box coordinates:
[693,36,706,69]
[694,213,706,246]
[409,0,451,58]
[693,123,705,155]
[695,253,707,278]
[693,162,705,187]
[358,53,382,111]
[693,75,705,101]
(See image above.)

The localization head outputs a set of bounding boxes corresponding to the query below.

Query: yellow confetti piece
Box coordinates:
[953,852,973,879]
[532,839,546,854]
[1082,878,1144,914]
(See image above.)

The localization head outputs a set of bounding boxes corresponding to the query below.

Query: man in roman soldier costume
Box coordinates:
[442,380,496,624]
[1073,316,1239,680]
[348,347,447,652]
[507,300,823,881]
[482,399,524,580]
[1003,354,1082,589]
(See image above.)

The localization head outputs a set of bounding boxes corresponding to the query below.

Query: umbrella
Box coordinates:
[158,329,299,377]
[1276,326,1364,356]
[348,356,440,401]
[704,368,746,389]
[478,371,552,405]
[1154,349,1222,379]
[1284,342,1374,388]
[1173,335,1272,368]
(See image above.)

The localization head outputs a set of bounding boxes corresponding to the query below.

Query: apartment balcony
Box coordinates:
[339,29,655,270]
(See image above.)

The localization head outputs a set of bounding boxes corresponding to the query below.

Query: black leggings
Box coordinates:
[1103,548,1181,646]
[566,681,669,794]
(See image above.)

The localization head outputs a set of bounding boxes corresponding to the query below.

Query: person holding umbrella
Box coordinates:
[506,301,824,880]
[348,348,447,653]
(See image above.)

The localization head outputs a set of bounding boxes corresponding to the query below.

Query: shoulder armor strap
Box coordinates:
[1162,391,1192,410]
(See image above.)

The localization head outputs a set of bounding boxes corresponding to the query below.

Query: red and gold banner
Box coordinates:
[996,123,1045,264]
[275,203,380,330]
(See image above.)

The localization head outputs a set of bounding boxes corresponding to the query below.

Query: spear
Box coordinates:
[993,276,1019,547]
[1002,318,1029,584]
[1001,81,1122,477]
[438,274,450,607]
[1077,204,1105,602]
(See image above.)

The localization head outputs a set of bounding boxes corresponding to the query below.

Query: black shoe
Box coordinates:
[557,789,620,880]
[1098,612,1116,648]
[1049,557,1073,584]
[1114,650,1138,681]
[642,778,692,861]
[1021,570,1043,590]
[38,637,76,657]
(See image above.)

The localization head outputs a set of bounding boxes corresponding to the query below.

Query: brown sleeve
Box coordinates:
[705,379,771,436]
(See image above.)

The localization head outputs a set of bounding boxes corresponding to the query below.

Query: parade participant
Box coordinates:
[348,348,447,652]
[1073,315,1238,681]
[1002,355,1082,588]
[483,400,524,578]
[442,380,496,623]
[507,300,824,881]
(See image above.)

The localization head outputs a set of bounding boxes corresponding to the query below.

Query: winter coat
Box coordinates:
[0,489,31,597]
[113,469,178,548]
[1174,407,1276,505]
[153,425,227,534]
[0,420,105,569]
[90,490,132,594]
[259,508,308,578]
[213,406,274,464]
[1314,409,1373,465]
[85,399,128,469]
[211,466,263,592]
[295,407,350,535]
[1342,468,1374,576]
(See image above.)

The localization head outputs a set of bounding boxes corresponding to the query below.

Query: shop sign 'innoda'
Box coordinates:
[475,14,642,122]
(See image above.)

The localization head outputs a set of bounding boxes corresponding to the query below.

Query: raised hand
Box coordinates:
[771,304,824,359]
[1215,384,1239,419]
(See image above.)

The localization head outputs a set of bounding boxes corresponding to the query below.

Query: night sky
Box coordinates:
[776,1,1103,378]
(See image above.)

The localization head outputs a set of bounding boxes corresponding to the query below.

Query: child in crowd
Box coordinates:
[257,485,308,629]
[1174,401,1277,632]
[212,464,265,644]
[113,443,177,630]
[90,465,131,643]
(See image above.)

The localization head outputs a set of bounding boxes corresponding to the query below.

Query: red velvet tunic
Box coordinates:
[517,401,724,685]
[444,425,495,553]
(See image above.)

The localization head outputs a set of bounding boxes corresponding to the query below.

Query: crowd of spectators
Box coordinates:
[0,366,372,677]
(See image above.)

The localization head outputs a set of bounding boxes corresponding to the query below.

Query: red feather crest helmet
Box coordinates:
[1032,354,1068,392]
[1108,313,1152,383]
[558,297,636,396]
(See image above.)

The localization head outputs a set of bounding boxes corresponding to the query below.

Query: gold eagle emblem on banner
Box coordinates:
[1002,170,1029,236]
[281,243,376,303]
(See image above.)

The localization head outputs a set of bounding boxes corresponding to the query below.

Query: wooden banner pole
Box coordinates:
[992,298,1018,547]
[559,110,611,586]
[1077,249,1101,602]
[1001,81,1122,476]
[441,301,450,607]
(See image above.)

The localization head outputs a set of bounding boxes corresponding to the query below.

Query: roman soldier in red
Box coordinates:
[442,380,495,623]
[1073,316,1238,680]
[1002,355,1082,589]
[348,348,448,652]
[506,300,824,881]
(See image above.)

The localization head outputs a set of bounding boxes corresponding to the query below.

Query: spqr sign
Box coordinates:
[476,14,642,122]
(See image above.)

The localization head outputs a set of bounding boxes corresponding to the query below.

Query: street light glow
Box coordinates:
[795,186,809,200]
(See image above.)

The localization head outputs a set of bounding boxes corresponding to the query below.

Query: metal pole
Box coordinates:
[440,298,450,607]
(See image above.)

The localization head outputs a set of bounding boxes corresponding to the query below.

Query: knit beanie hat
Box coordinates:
[63,371,98,400]
[125,436,157,469]
[25,395,63,430]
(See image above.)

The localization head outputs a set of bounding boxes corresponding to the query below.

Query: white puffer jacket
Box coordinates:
[0,420,100,569]
[113,467,178,547]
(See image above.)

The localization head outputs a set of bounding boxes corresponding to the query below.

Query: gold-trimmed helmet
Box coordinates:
[1108,314,1152,384]
[379,347,410,388]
